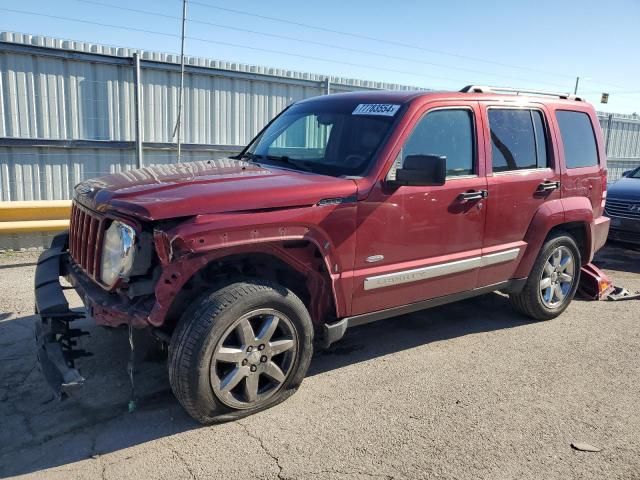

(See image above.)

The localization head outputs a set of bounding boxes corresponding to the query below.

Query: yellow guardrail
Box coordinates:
[0,200,71,233]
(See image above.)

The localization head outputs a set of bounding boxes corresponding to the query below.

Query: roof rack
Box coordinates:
[460,85,583,101]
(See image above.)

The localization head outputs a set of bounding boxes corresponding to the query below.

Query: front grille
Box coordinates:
[604,199,640,220]
[68,202,105,280]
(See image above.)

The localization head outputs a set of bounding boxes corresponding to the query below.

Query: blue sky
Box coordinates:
[2,0,640,114]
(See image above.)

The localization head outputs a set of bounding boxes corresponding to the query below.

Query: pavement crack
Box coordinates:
[307,468,394,479]
[0,408,124,458]
[19,411,37,440]
[2,364,36,390]
[170,445,197,480]
[89,433,99,458]
[0,353,33,361]
[238,421,286,480]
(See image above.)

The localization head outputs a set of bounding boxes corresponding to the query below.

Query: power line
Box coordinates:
[605,90,640,95]
[188,1,577,80]
[3,6,633,97]
[0,8,470,85]
[0,8,178,39]
[189,0,635,92]
[174,0,188,163]
[75,0,569,89]
[186,38,464,84]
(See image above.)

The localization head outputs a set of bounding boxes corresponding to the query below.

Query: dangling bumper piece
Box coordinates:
[34,232,91,399]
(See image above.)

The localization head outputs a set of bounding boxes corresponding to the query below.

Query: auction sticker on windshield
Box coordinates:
[352,104,401,116]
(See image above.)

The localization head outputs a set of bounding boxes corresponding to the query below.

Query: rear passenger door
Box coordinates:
[479,104,561,287]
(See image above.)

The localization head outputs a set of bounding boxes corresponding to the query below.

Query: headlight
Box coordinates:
[101,221,136,286]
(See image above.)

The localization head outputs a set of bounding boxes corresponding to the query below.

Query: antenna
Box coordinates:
[173,0,188,163]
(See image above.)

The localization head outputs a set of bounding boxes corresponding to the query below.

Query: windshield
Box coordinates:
[243,100,401,177]
[628,167,640,179]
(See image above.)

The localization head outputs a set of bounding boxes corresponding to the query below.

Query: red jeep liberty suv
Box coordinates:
[34,86,610,423]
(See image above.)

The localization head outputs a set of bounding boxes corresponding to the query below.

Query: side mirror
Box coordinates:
[391,155,446,187]
[622,170,632,177]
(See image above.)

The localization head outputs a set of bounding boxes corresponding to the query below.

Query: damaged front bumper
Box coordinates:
[35,231,155,398]
[34,232,90,399]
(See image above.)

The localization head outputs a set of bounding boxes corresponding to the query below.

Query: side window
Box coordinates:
[397,109,475,177]
[489,109,549,172]
[556,111,599,168]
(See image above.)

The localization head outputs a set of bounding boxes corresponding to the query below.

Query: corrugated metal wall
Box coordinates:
[0,32,426,205]
[1,32,640,250]
[598,112,640,160]
[0,55,135,141]
[0,147,238,202]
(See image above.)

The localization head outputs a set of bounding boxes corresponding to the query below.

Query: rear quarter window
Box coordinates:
[555,111,599,168]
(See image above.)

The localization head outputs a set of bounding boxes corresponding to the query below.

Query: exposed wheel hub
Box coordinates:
[247,349,262,365]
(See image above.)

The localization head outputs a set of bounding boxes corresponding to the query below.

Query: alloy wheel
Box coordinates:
[539,246,575,309]
[210,309,297,409]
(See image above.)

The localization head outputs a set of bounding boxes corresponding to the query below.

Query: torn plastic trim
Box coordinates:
[607,287,640,301]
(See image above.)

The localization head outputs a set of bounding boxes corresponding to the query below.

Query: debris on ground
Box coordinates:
[606,286,640,301]
[578,263,615,300]
[571,442,602,452]
[578,263,640,301]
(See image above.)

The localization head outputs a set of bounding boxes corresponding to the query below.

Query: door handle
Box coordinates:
[458,190,488,202]
[537,180,560,192]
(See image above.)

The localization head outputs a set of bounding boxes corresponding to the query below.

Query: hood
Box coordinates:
[74,159,358,221]
[608,176,640,200]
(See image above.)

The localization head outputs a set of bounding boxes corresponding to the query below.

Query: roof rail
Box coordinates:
[460,85,583,101]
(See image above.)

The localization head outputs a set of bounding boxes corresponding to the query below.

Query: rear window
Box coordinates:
[556,111,599,168]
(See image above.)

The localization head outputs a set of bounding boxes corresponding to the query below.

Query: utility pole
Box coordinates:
[574,76,580,95]
[174,0,188,163]
[133,52,144,168]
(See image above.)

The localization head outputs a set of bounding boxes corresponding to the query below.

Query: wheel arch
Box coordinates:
[513,197,594,278]
[149,240,341,331]
[546,221,590,263]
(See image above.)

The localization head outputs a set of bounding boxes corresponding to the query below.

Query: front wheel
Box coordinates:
[168,279,314,424]
[509,233,581,320]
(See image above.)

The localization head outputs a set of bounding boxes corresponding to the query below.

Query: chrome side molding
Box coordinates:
[363,248,521,291]
[480,248,521,267]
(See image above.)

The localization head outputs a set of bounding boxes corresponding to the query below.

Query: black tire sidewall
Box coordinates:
[528,234,581,318]
[169,280,314,423]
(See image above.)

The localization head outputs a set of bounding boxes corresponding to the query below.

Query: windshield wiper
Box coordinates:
[239,153,313,172]
[262,155,313,172]
[238,152,261,161]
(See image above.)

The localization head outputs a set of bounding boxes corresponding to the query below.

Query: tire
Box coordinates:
[168,278,314,424]
[509,232,581,321]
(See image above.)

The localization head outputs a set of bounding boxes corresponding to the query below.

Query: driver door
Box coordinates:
[350,102,488,315]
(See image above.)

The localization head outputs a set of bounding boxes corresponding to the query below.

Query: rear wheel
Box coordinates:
[510,233,581,320]
[168,279,314,424]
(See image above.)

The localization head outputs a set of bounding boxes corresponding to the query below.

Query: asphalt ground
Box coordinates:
[0,243,639,480]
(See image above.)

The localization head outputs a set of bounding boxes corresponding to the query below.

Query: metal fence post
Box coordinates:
[605,114,613,157]
[133,52,144,168]
[325,76,331,95]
